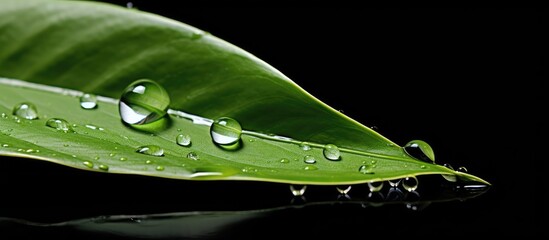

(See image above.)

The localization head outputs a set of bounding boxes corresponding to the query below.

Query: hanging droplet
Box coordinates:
[119,79,170,128]
[280,158,290,163]
[403,140,435,163]
[82,161,94,168]
[457,166,468,173]
[299,142,311,151]
[290,185,307,196]
[176,134,192,147]
[79,93,98,109]
[388,179,401,187]
[45,118,74,132]
[358,164,375,174]
[186,152,199,160]
[210,117,242,150]
[323,144,341,161]
[136,145,164,157]
[402,176,419,192]
[303,155,316,164]
[336,185,352,194]
[367,181,384,192]
[12,102,39,120]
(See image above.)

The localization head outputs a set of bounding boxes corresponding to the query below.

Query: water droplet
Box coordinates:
[12,102,38,120]
[358,164,375,174]
[119,79,170,127]
[119,157,128,161]
[72,154,77,158]
[82,161,94,168]
[186,152,199,160]
[299,142,311,151]
[85,124,100,130]
[304,165,318,171]
[63,144,69,147]
[241,166,258,173]
[457,166,468,173]
[145,160,153,164]
[388,179,401,187]
[323,144,341,161]
[444,163,454,170]
[290,185,307,196]
[25,148,39,153]
[420,165,427,169]
[403,140,435,163]
[136,145,164,157]
[79,93,97,109]
[176,134,192,147]
[99,164,109,171]
[303,155,316,164]
[336,185,352,194]
[94,156,100,160]
[1,113,7,118]
[2,144,9,147]
[210,117,242,149]
[280,158,290,163]
[402,176,419,192]
[367,181,384,192]
[177,128,182,132]
[155,166,165,171]
[45,118,74,132]
[109,153,116,157]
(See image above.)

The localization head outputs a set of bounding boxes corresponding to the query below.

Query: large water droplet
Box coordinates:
[80,93,97,109]
[404,140,435,163]
[210,117,242,150]
[12,102,38,120]
[45,118,74,132]
[136,145,164,157]
[98,164,109,171]
[176,134,192,147]
[323,144,340,161]
[367,181,384,192]
[82,161,94,168]
[290,185,307,196]
[303,155,316,164]
[119,79,170,127]
[402,176,419,192]
[388,179,401,187]
[358,164,375,174]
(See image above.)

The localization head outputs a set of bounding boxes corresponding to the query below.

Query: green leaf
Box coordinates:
[0,0,489,185]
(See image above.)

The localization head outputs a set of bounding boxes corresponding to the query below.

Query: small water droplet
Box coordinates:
[79,93,97,109]
[358,164,375,174]
[109,153,116,157]
[367,181,384,192]
[280,158,290,163]
[2,144,9,147]
[94,156,100,160]
[12,102,39,120]
[1,113,7,118]
[186,152,199,160]
[45,118,74,132]
[85,124,99,130]
[299,142,311,151]
[420,165,427,169]
[145,160,153,164]
[119,79,170,128]
[241,166,258,173]
[72,154,77,158]
[388,179,401,187]
[25,148,39,153]
[177,128,182,132]
[210,117,242,150]
[99,164,109,171]
[303,155,316,164]
[304,165,318,171]
[290,185,307,196]
[323,144,341,161]
[82,161,94,168]
[404,140,435,163]
[156,166,165,171]
[336,185,352,194]
[136,145,164,157]
[444,163,454,170]
[457,166,468,173]
[119,157,128,161]
[402,176,419,192]
[248,138,255,142]
[63,144,69,147]
[176,134,192,147]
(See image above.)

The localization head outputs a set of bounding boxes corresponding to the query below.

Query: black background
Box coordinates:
[1,4,544,239]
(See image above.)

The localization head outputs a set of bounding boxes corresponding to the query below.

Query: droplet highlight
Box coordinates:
[119,79,170,127]
[336,185,352,194]
[79,93,97,109]
[45,118,74,132]
[136,145,164,157]
[403,140,435,163]
[323,144,340,161]
[12,102,38,120]
[210,117,242,150]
